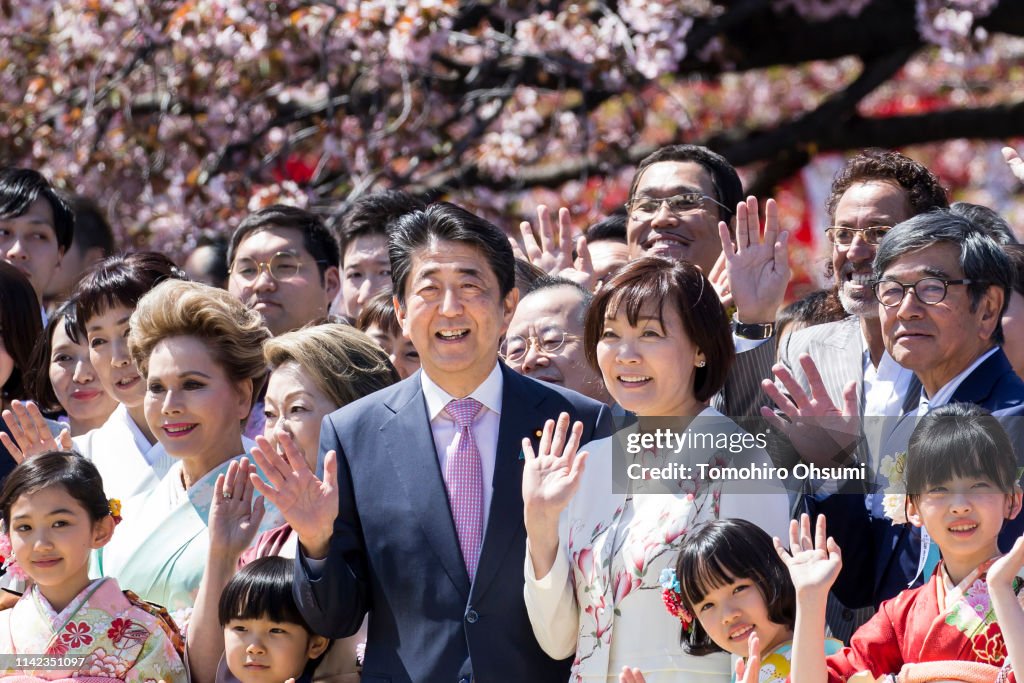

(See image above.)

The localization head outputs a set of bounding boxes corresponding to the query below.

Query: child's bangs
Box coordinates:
[676,540,749,609]
[906,413,1017,496]
[218,556,308,629]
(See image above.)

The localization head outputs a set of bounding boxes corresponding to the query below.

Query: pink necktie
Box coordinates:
[444,398,485,580]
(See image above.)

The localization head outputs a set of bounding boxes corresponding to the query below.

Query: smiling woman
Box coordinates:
[92,280,284,613]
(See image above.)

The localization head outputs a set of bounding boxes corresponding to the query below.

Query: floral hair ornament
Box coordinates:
[659,568,694,635]
[0,521,28,581]
[108,498,122,525]
[879,451,908,526]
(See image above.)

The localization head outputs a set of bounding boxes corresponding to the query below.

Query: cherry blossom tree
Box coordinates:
[1,0,1022,260]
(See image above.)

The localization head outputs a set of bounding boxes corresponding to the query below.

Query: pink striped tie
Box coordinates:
[444,398,485,580]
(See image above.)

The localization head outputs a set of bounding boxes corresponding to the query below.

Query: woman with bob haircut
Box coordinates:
[93,279,284,613]
[0,252,186,500]
[522,256,790,681]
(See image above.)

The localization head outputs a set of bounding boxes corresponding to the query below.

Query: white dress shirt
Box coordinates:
[420,363,503,532]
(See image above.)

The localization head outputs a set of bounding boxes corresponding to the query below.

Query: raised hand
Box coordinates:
[774,513,842,598]
[209,457,266,558]
[989,533,1024,590]
[249,433,339,559]
[511,204,596,290]
[760,354,860,467]
[1003,146,1024,184]
[734,632,762,683]
[707,252,734,310]
[0,400,72,463]
[619,667,648,683]
[522,413,589,520]
[719,196,790,324]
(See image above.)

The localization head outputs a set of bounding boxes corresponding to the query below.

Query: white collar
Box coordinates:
[420,363,504,421]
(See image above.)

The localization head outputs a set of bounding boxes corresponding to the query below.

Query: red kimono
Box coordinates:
[822,559,1021,683]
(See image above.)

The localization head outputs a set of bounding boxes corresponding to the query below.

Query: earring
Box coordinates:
[697,359,706,368]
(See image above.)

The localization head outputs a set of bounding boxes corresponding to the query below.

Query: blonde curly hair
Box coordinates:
[128,280,271,393]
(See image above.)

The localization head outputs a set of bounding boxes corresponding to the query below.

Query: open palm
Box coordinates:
[522,413,589,517]
[774,514,842,596]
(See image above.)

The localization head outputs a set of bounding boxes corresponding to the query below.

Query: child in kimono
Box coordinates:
[619,519,843,683]
[776,403,1024,683]
[0,450,187,683]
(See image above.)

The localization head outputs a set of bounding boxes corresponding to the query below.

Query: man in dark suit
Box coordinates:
[816,209,1024,609]
[284,202,612,682]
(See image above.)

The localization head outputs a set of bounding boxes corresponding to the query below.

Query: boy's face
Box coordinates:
[0,197,64,303]
[224,617,328,683]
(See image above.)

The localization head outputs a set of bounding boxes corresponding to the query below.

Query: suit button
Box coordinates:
[465,609,479,623]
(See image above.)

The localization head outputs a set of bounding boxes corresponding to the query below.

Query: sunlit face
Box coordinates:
[0,198,63,302]
[224,617,328,683]
[626,161,723,273]
[596,302,705,417]
[396,239,517,395]
[143,336,251,463]
[879,242,1002,396]
[48,319,117,427]
[8,485,112,609]
[831,181,913,317]
[1001,290,1024,380]
[364,322,420,380]
[340,234,392,320]
[692,575,791,658]
[228,228,340,336]
[86,304,145,407]
[505,286,609,404]
[263,362,338,471]
[585,239,630,288]
[907,475,1020,579]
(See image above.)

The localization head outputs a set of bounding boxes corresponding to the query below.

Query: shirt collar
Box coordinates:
[420,363,504,421]
[921,346,999,411]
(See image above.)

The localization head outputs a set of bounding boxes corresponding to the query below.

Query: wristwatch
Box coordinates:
[732,313,775,340]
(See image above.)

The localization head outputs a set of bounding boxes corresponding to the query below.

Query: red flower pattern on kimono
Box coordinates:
[60,621,93,648]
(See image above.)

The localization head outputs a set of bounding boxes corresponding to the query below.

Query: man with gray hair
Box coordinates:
[820,208,1024,610]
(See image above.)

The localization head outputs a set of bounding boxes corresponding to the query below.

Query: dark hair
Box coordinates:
[186,237,230,289]
[0,262,44,402]
[514,258,546,294]
[950,202,1018,245]
[228,205,339,283]
[1004,244,1024,298]
[905,403,1018,500]
[826,150,947,221]
[523,276,593,326]
[674,519,796,656]
[584,257,733,402]
[219,556,312,629]
[61,194,115,256]
[873,209,1013,344]
[775,289,846,337]
[73,252,186,333]
[0,167,75,252]
[389,202,515,305]
[0,450,110,527]
[584,214,628,244]
[27,299,82,411]
[356,291,401,337]
[336,190,426,267]
[628,145,743,224]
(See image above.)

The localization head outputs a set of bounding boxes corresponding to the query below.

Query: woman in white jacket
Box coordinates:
[522,257,790,682]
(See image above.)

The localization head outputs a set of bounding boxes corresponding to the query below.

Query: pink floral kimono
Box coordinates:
[0,578,187,683]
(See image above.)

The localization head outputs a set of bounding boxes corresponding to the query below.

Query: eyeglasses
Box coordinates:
[502,330,581,362]
[825,226,891,246]
[625,192,730,221]
[872,277,976,307]
[230,253,318,282]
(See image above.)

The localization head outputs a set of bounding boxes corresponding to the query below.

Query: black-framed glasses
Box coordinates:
[625,192,730,221]
[825,226,892,246]
[873,277,975,307]
[230,252,317,282]
[502,331,581,362]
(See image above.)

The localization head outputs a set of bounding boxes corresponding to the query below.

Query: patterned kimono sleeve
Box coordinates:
[824,593,907,683]
[523,535,579,660]
[123,628,189,683]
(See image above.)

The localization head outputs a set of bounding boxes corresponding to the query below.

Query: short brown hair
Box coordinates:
[128,280,270,392]
[825,149,948,221]
[355,291,401,338]
[264,323,399,408]
[584,257,733,403]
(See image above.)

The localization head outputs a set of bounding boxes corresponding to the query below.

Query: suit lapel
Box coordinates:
[472,368,541,602]
[384,375,472,598]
